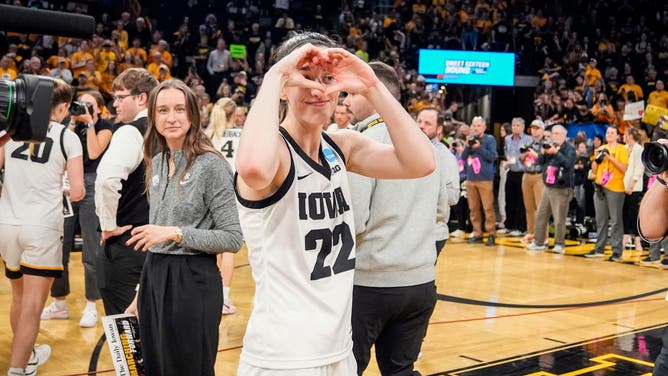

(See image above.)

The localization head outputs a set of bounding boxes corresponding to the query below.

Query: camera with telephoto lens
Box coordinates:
[542,139,555,149]
[595,148,609,164]
[0,74,55,142]
[519,144,533,153]
[641,142,668,175]
[468,136,480,147]
[69,101,93,116]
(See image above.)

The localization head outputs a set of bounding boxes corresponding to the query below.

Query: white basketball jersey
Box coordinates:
[0,122,82,231]
[236,128,356,369]
[211,128,241,172]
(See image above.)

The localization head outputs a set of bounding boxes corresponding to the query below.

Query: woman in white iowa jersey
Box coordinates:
[0,78,85,376]
[235,32,435,375]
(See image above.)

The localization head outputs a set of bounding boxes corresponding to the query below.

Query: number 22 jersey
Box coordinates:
[235,127,356,369]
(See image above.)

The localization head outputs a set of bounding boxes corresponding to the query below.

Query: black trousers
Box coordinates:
[505,171,526,231]
[435,239,447,260]
[138,252,222,376]
[352,281,437,376]
[97,232,146,315]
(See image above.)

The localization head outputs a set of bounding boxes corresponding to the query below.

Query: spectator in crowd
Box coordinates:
[463,116,498,246]
[503,118,532,236]
[521,119,547,244]
[526,125,576,253]
[573,140,592,225]
[618,74,643,101]
[584,126,629,260]
[326,100,354,132]
[621,127,645,252]
[206,38,231,97]
[450,139,469,238]
[49,57,72,84]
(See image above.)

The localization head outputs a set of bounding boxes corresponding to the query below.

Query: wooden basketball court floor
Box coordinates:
[2,235,668,375]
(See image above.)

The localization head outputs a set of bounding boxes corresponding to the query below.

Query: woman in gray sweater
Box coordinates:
[125,79,242,376]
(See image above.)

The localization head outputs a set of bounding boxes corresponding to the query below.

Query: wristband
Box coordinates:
[87,122,95,129]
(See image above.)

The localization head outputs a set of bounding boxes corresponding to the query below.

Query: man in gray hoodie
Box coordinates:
[345,61,448,375]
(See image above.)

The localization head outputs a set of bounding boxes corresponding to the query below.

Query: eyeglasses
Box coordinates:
[112,93,135,102]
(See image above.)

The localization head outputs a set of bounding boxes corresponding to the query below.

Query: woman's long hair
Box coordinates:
[144,79,223,193]
[207,97,236,139]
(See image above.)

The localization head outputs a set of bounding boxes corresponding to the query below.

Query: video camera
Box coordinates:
[0,74,55,142]
[0,4,95,142]
[641,115,668,175]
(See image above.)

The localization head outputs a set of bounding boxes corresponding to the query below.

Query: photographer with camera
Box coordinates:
[41,90,113,327]
[462,116,498,246]
[584,126,629,260]
[525,125,576,253]
[520,119,547,244]
[0,78,85,376]
[638,139,668,375]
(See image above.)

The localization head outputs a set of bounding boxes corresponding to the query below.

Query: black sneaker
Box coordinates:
[583,250,605,258]
[661,258,668,269]
[485,235,496,246]
[608,254,622,262]
[468,236,483,244]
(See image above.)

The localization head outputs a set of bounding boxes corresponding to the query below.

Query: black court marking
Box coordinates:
[458,355,483,363]
[234,263,250,269]
[543,337,567,344]
[437,286,668,308]
[430,323,667,375]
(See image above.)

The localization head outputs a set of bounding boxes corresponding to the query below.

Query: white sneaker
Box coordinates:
[509,230,524,237]
[451,230,465,238]
[25,344,51,375]
[526,242,545,251]
[41,301,69,320]
[552,245,565,254]
[79,306,98,328]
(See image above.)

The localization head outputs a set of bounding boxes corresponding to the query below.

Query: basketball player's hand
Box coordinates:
[125,292,139,318]
[321,48,377,96]
[126,224,180,252]
[270,43,327,93]
[101,225,133,242]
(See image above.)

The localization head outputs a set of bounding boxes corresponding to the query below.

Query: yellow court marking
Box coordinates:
[525,353,653,376]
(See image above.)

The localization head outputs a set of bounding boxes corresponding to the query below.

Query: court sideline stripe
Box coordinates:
[437,286,668,308]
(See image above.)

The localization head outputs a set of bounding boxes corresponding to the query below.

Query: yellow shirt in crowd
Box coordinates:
[595,143,629,193]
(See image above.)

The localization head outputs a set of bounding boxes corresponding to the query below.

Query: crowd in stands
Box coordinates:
[1,0,668,262]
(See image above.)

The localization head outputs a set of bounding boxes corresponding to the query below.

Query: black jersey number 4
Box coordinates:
[305,222,355,280]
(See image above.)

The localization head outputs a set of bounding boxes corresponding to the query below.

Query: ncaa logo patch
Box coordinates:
[323,148,336,163]
[152,175,160,187]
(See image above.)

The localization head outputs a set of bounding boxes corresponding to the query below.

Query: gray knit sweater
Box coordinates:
[348,119,439,287]
[148,150,242,255]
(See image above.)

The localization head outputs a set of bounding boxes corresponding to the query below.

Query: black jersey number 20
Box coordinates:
[10,139,54,164]
[305,222,355,280]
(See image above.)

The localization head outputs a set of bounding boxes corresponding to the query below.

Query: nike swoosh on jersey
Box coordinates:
[297,172,314,180]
